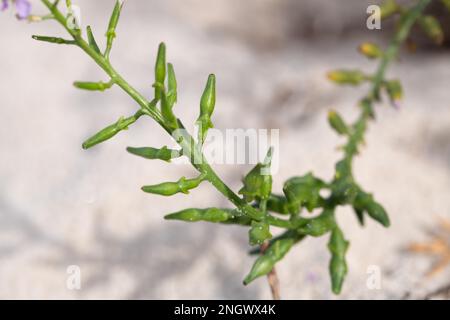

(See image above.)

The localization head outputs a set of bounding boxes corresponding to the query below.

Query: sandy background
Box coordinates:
[0,0,450,299]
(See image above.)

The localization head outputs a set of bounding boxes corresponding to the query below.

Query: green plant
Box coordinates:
[3,0,441,296]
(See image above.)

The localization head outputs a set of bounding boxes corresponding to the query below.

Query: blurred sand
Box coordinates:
[0,0,450,299]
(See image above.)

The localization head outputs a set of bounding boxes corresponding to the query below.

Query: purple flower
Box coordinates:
[1,0,8,11]
[1,0,31,20]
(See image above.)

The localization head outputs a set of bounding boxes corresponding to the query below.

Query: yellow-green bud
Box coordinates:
[141,175,205,196]
[328,110,350,136]
[380,0,401,20]
[327,70,366,86]
[358,42,383,59]
[419,15,444,45]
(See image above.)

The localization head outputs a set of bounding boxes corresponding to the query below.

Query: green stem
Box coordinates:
[40,0,259,221]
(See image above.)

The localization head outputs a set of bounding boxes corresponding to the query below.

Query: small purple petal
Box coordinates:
[15,0,31,19]
[1,0,8,11]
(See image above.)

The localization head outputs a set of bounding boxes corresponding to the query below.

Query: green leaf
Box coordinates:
[249,221,272,246]
[328,227,349,294]
[82,111,142,149]
[196,74,216,144]
[244,238,294,285]
[283,173,326,213]
[141,175,205,196]
[31,35,76,45]
[126,146,181,162]
[264,194,290,215]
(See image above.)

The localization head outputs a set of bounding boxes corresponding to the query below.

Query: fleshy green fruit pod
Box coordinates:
[31,35,76,45]
[154,42,166,100]
[354,191,390,227]
[126,146,181,162]
[141,175,205,196]
[298,209,336,237]
[165,208,236,223]
[358,42,383,59]
[243,238,294,285]
[328,110,350,136]
[167,63,178,107]
[73,80,113,91]
[82,112,142,149]
[379,0,401,20]
[283,173,326,213]
[328,227,349,294]
[327,70,366,86]
[239,159,273,203]
[196,74,216,144]
[106,0,123,42]
[249,221,272,246]
[86,26,101,54]
[419,15,444,45]
[264,194,290,215]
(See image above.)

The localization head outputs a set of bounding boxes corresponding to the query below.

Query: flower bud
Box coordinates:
[106,0,123,41]
[419,15,444,45]
[358,42,383,59]
[328,227,349,294]
[327,70,366,86]
[196,74,216,144]
[141,175,205,196]
[243,238,294,285]
[126,146,181,162]
[385,79,403,108]
[328,110,350,136]
[380,0,401,20]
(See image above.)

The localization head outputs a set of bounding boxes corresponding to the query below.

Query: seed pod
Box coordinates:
[73,80,113,91]
[104,0,123,58]
[126,146,181,162]
[167,63,178,107]
[264,194,290,215]
[328,227,349,294]
[31,35,76,45]
[243,238,294,285]
[239,149,273,203]
[354,191,390,227]
[86,26,101,54]
[196,74,216,144]
[82,112,142,149]
[419,15,444,45]
[358,42,383,59]
[298,209,336,237]
[379,0,401,20]
[283,173,326,213]
[327,70,366,86]
[154,42,166,100]
[249,221,272,246]
[328,110,350,136]
[165,208,237,223]
[141,175,205,196]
